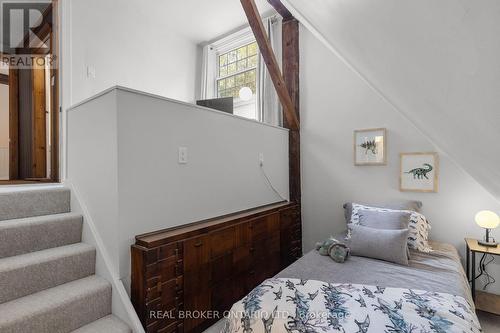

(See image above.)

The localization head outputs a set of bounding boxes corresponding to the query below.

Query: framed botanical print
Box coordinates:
[354,128,387,166]
[400,152,439,192]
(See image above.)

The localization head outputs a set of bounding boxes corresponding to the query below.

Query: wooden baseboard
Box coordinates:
[476,290,500,315]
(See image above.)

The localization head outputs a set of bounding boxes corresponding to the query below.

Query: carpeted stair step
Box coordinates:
[0,212,83,258]
[0,187,70,221]
[0,243,96,303]
[0,275,112,333]
[71,315,132,333]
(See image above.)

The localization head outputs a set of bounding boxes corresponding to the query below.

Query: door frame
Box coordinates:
[2,0,60,184]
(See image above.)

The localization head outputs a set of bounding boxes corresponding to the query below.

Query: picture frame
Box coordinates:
[400,152,439,193]
[354,128,387,166]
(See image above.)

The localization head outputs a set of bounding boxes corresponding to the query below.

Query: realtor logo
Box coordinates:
[1,0,52,54]
[0,0,55,68]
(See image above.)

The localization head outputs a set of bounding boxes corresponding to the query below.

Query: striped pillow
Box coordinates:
[347,203,432,253]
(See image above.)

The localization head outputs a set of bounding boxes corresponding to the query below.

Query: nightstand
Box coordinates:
[465,238,500,314]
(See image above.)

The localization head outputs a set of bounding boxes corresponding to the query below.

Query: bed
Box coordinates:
[222,239,480,333]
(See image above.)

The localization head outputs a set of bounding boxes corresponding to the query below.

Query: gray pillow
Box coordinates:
[343,201,422,224]
[358,209,411,230]
[349,225,409,266]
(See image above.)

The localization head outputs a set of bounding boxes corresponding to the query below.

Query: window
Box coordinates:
[217,42,258,100]
[201,28,261,120]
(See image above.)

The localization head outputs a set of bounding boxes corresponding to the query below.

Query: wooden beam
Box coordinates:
[266,0,293,20]
[282,18,301,203]
[240,0,300,130]
[0,73,8,85]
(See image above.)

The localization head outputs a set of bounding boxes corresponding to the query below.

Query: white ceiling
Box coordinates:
[148,0,275,44]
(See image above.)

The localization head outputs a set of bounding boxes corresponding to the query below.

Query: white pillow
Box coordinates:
[348,203,432,253]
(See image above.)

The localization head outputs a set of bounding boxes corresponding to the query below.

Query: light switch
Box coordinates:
[86,65,96,79]
[178,147,188,164]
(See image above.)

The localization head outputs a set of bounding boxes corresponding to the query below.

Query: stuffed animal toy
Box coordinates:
[315,237,350,263]
[315,237,338,256]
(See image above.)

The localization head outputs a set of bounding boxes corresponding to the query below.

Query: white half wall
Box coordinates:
[67,86,289,290]
[300,26,500,295]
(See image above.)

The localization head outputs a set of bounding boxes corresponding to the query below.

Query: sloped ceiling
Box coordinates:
[283,0,500,201]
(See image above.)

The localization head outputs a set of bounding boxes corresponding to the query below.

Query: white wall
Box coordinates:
[66,0,198,106]
[285,0,500,202]
[67,87,289,290]
[300,26,500,295]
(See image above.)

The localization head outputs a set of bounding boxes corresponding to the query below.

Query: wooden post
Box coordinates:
[240,0,299,131]
[282,18,301,203]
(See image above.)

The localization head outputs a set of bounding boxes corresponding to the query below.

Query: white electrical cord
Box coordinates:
[260,164,288,202]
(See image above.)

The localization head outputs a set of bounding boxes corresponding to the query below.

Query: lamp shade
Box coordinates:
[238,87,253,101]
[475,210,500,229]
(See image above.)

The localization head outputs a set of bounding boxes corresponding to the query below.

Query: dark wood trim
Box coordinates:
[240,0,300,130]
[50,0,60,182]
[266,0,293,20]
[9,68,19,180]
[135,201,288,248]
[282,18,301,203]
[0,73,8,85]
[0,179,57,185]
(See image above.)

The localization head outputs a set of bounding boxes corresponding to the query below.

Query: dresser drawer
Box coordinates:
[210,227,235,259]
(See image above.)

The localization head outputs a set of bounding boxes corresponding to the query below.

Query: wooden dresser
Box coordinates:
[131,202,301,333]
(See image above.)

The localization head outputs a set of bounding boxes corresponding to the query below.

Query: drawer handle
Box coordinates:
[194,242,203,248]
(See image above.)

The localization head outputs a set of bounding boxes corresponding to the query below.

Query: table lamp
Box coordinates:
[475,210,499,247]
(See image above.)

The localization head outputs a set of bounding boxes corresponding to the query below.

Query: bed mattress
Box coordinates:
[221,241,480,333]
[276,240,472,306]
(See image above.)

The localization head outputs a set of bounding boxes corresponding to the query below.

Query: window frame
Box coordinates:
[206,27,261,116]
[215,41,258,101]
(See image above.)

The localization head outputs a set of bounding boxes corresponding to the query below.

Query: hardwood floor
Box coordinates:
[477,311,500,332]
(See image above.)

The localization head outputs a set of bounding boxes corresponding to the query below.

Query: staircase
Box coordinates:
[0,187,132,333]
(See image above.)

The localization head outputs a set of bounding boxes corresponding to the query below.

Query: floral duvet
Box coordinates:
[223,278,480,333]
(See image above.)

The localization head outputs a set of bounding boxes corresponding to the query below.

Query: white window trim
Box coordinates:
[202,27,261,117]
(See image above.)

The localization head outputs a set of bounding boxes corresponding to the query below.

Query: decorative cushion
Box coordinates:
[343,201,422,224]
[357,209,411,230]
[349,224,409,266]
[348,203,432,253]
